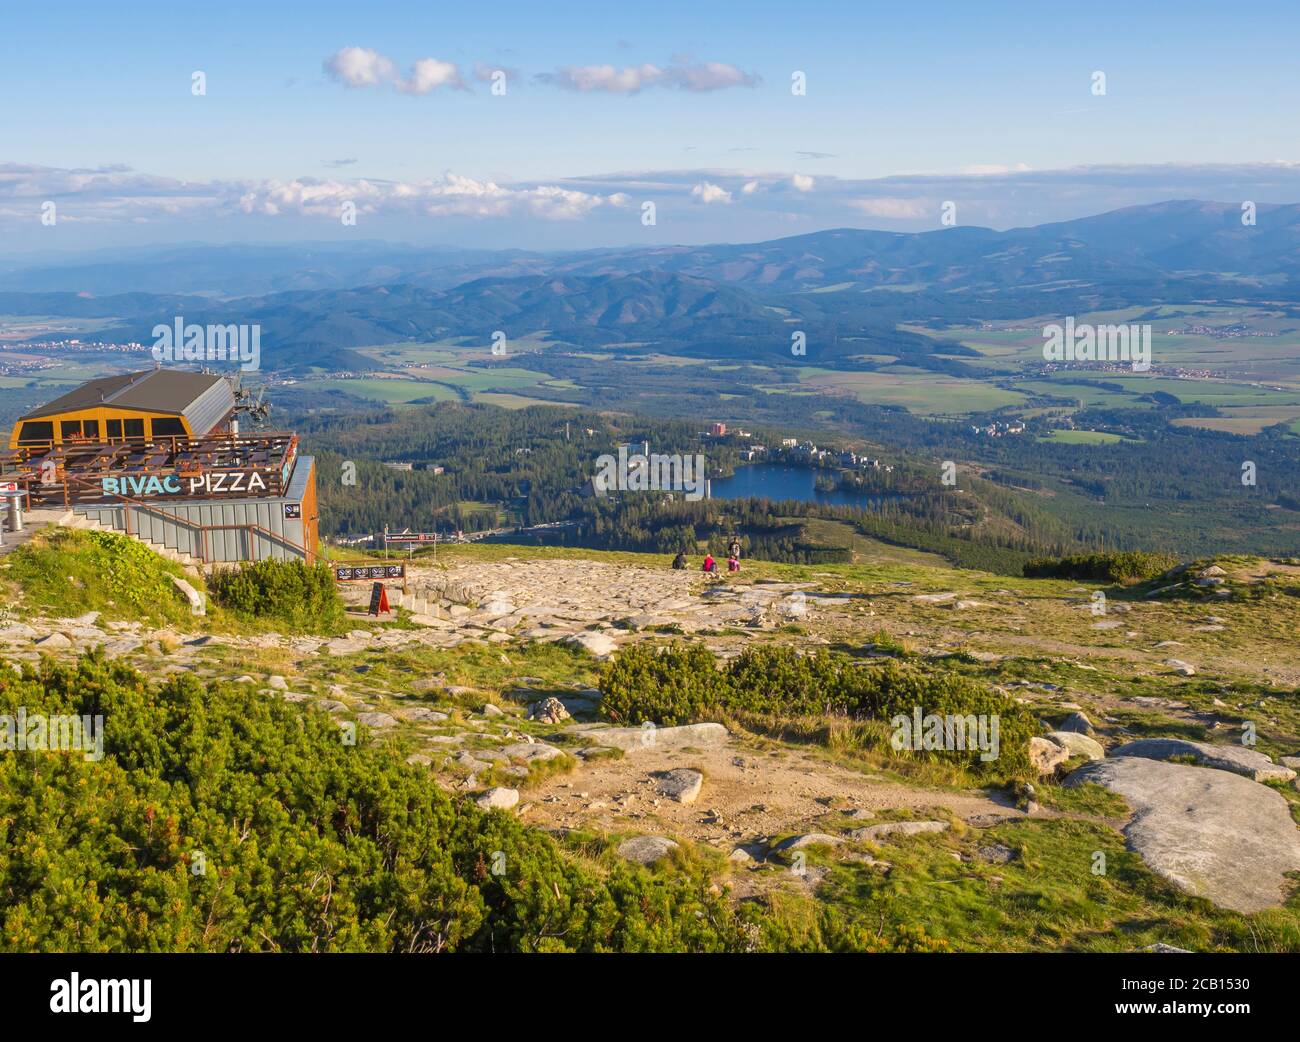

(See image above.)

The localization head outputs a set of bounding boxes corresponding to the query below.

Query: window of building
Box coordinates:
[106,419,123,439]
[151,417,186,437]
[123,418,145,439]
[61,420,83,440]
[17,421,54,444]
[82,420,100,439]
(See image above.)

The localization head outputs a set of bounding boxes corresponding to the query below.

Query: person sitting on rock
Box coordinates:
[727,555,740,573]
[702,553,717,574]
[672,551,688,570]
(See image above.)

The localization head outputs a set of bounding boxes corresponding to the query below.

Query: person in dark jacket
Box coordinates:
[672,551,688,570]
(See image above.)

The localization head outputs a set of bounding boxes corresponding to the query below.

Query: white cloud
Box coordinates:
[539,63,664,94]
[238,173,630,221]
[848,197,929,219]
[691,181,733,204]
[324,47,466,94]
[9,161,1300,238]
[958,162,1032,176]
[0,163,633,225]
[668,60,761,92]
[791,173,815,192]
[537,59,759,94]
[323,47,396,88]
[398,58,466,94]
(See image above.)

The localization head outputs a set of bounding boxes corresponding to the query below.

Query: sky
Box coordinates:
[1,0,1299,253]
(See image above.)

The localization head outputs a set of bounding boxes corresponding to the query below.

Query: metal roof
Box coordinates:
[20,370,234,431]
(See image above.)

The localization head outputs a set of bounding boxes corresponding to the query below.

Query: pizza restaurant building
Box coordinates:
[1,370,318,564]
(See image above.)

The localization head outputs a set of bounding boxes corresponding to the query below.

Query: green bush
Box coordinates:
[1023,550,1177,583]
[0,653,746,952]
[207,559,345,631]
[598,642,726,726]
[600,643,1036,777]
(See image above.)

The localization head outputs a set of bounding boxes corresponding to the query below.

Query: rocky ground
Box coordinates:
[4,541,1300,938]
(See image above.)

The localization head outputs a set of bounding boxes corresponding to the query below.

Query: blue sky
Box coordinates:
[2,0,1298,251]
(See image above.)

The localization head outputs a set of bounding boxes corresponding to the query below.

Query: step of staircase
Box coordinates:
[60,510,207,570]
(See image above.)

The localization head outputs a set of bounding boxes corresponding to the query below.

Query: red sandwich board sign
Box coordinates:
[367,582,390,616]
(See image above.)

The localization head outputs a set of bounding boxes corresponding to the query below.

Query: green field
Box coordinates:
[793,366,1027,415]
[311,378,461,404]
[1038,429,1135,445]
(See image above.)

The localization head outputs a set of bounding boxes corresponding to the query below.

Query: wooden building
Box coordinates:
[8,369,236,449]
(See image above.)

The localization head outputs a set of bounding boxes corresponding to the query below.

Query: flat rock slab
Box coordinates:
[851,821,950,843]
[395,707,449,722]
[1068,758,1300,913]
[772,833,843,852]
[1112,738,1295,783]
[912,592,957,604]
[655,768,704,804]
[618,835,679,865]
[583,722,728,753]
[501,742,566,763]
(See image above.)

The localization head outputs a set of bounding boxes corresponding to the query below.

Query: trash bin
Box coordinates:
[5,493,22,534]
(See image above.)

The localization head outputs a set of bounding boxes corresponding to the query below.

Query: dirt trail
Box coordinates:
[523,732,1020,848]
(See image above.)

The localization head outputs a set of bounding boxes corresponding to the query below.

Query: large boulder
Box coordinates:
[1029,735,1070,775]
[618,835,679,865]
[1067,758,1300,913]
[1057,711,1095,735]
[566,631,619,658]
[1047,730,1105,761]
[527,696,571,724]
[1111,738,1295,784]
[474,787,520,811]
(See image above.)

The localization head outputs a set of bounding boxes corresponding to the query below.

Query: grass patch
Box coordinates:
[2,528,199,627]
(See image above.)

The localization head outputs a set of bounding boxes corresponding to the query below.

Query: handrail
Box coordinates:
[53,471,313,565]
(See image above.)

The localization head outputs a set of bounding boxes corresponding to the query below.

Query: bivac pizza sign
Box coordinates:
[100,470,269,497]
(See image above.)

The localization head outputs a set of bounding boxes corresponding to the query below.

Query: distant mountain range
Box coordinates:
[2,201,1297,372]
